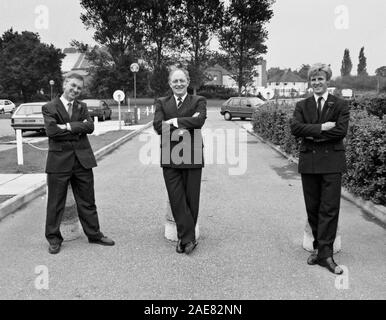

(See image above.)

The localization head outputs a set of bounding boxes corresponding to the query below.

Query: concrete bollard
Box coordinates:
[60,184,81,241]
[137,107,141,121]
[146,106,149,116]
[302,220,341,253]
[151,105,154,113]
[165,200,199,242]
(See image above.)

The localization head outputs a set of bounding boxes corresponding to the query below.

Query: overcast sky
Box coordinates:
[1,0,385,77]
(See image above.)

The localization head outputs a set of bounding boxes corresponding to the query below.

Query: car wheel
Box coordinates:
[240,117,246,120]
[101,113,106,121]
[224,112,232,121]
[0,108,4,114]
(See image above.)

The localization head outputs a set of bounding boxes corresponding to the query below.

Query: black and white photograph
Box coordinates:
[0,0,385,306]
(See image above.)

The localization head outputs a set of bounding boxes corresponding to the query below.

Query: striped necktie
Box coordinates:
[317,97,323,121]
[177,97,183,109]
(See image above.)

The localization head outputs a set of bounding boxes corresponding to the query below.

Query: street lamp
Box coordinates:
[49,80,55,100]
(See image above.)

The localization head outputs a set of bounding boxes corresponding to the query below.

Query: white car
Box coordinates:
[0,99,16,114]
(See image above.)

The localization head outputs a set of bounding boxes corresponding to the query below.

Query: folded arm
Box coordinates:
[290,102,324,138]
[176,97,207,129]
[319,101,349,140]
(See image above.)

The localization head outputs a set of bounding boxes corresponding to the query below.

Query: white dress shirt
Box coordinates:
[59,95,72,131]
[313,91,329,111]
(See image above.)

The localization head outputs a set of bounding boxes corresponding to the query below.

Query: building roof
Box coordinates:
[61,48,92,73]
[268,70,306,83]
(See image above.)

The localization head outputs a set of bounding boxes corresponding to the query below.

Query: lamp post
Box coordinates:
[49,80,55,100]
[130,63,139,123]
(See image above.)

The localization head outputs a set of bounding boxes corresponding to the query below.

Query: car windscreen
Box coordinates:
[15,105,42,115]
[84,100,101,108]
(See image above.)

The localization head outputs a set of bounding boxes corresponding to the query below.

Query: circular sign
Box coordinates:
[49,80,55,85]
[261,88,274,100]
[130,63,139,73]
[113,90,125,102]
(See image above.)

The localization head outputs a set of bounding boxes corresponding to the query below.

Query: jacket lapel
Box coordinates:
[165,95,178,117]
[306,96,318,123]
[71,100,80,121]
[177,95,192,115]
[321,94,336,122]
[55,98,70,123]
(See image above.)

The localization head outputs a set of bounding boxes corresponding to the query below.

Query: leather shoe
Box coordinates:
[317,257,343,274]
[48,243,61,254]
[176,239,185,253]
[184,240,197,255]
[307,251,318,265]
[88,236,115,246]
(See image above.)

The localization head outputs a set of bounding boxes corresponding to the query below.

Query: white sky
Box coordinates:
[1,0,385,76]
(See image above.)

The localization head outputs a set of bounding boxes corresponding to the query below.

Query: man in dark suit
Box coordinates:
[153,68,207,255]
[42,73,114,254]
[290,63,349,274]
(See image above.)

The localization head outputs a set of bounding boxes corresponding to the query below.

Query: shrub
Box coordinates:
[252,99,386,205]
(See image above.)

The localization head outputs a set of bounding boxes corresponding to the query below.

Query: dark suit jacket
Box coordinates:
[290,94,350,174]
[42,97,97,173]
[153,94,207,169]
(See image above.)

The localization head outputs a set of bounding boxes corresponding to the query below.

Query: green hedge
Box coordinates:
[252,101,386,205]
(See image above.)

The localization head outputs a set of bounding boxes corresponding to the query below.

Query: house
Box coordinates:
[204,60,267,94]
[61,47,91,78]
[267,69,308,97]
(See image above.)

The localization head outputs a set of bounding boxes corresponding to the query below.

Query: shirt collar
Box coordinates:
[60,95,72,108]
[174,93,187,104]
[314,91,329,104]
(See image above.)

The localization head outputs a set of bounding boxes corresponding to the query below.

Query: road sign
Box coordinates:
[130,63,139,73]
[113,90,125,102]
[341,89,353,98]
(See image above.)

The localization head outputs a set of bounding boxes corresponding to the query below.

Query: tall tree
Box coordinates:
[0,29,64,102]
[177,0,224,94]
[340,48,352,77]
[357,46,368,76]
[219,0,274,95]
[295,64,311,80]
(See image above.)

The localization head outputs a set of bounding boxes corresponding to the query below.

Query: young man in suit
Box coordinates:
[153,68,207,255]
[290,63,350,274]
[42,73,114,254]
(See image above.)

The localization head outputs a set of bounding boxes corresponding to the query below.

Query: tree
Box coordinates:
[219,0,274,95]
[267,67,284,81]
[340,48,352,77]
[357,46,368,76]
[177,0,224,94]
[375,66,386,93]
[0,29,64,102]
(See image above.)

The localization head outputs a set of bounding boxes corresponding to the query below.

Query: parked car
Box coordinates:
[81,99,112,121]
[220,97,265,120]
[11,102,46,132]
[0,99,16,114]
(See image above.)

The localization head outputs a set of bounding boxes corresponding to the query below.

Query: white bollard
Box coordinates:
[93,116,99,136]
[151,105,154,113]
[302,220,341,253]
[16,129,23,165]
[165,200,199,242]
[146,106,149,116]
[137,107,141,121]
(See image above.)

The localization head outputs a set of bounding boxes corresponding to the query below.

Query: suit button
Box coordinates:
[325,150,329,153]
[312,150,316,154]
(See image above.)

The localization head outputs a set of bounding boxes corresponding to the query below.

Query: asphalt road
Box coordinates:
[0,109,385,299]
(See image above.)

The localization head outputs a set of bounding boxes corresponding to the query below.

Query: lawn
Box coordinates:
[0,129,144,174]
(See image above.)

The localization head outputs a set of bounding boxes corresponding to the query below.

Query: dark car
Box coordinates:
[220,97,264,121]
[82,99,112,121]
[11,102,46,132]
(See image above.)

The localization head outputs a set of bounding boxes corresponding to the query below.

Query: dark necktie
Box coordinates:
[67,102,73,119]
[317,97,323,121]
[177,97,183,109]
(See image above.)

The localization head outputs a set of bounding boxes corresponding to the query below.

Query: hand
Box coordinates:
[321,122,336,131]
[192,112,200,118]
[57,124,67,130]
[83,119,87,123]
[165,119,174,125]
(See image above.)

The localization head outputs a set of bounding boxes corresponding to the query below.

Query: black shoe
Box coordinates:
[88,236,115,246]
[184,240,197,255]
[176,239,185,253]
[317,257,343,274]
[48,243,61,254]
[307,251,318,265]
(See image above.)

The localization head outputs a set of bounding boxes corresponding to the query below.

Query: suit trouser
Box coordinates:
[301,173,342,259]
[163,167,202,245]
[45,157,103,245]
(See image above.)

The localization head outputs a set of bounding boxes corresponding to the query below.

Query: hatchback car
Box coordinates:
[0,99,16,114]
[11,102,46,132]
[81,99,112,121]
[220,97,264,120]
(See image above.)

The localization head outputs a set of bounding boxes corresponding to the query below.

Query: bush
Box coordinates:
[251,99,386,205]
[197,85,237,100]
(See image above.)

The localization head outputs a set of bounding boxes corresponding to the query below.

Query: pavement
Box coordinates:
[0,109,385,299]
